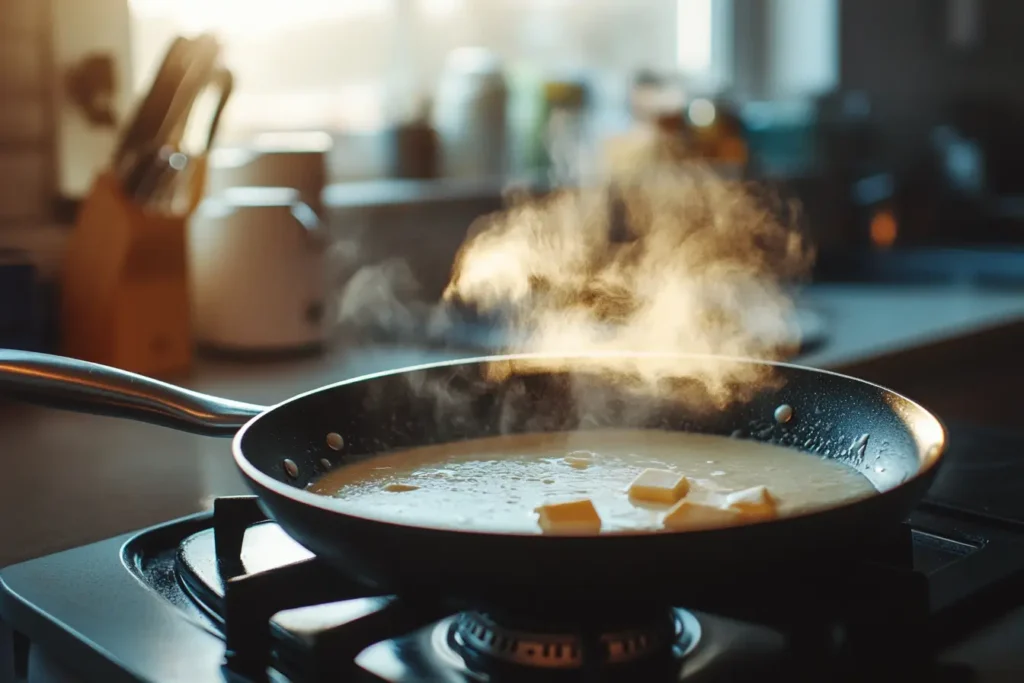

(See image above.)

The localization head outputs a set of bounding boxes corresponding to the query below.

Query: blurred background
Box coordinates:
[2,0,1024,565]
[2,0,1024,380]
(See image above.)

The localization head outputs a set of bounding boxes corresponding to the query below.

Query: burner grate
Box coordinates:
[186,496,448,681]
[165,495,1024,682]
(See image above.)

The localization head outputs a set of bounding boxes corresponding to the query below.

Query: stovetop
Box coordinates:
[3,423,1024,683]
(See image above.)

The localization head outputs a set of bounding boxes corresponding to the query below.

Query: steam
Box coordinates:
[443,143,813,408]
[336,132,814,414]
[336,258,425,339]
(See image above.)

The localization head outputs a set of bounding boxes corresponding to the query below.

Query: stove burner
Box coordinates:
[9,425,1024,683]
[443,608,700,673]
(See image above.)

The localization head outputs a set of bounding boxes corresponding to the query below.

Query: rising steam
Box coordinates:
[442,139,813,408]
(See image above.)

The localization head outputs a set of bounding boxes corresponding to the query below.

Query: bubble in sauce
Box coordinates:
[564,451,595,469]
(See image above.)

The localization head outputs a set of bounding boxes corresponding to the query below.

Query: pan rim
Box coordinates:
[231,350,947,539]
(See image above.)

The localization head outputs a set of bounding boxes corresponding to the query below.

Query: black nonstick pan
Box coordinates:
[0,350,945,609]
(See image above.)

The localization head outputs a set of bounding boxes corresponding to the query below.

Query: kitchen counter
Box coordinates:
[798,283,1024,369]
[1,283,1023,567]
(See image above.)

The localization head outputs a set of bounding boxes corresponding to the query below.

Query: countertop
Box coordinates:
[1,283,1023,567]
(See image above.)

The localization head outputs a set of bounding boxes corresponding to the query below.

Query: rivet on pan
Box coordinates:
[282,459,299,478]
[326,432,345,451]
[319,458,333,470]
[774,404,794,424]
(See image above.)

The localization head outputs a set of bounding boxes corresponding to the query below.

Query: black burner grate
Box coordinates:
[165,493,1024,682]
[180,496,448,681]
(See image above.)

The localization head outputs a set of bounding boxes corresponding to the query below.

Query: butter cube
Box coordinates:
[627,469,690,505]
[662,500,741,531]
[724,486,777,520]
[534,499,602,534]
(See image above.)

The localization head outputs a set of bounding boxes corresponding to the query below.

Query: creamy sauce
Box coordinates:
[307,429,877,534]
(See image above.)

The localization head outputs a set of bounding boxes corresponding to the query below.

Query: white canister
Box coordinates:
[188,187,330,353]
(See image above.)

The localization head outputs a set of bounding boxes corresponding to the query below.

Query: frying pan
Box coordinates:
[0,350,945,610]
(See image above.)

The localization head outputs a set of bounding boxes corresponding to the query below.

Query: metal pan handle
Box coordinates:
[0,350,265,437]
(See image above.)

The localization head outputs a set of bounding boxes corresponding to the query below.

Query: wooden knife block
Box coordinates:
[60,171,195,378]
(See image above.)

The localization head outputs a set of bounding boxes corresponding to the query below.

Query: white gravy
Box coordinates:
[307,429,877,533]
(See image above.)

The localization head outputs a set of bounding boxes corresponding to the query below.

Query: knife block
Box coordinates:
[60,171,195,378]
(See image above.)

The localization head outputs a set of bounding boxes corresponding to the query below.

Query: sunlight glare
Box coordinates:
[128,0,389,36]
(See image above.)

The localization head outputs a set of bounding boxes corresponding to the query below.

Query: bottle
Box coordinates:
[433,47,508,180]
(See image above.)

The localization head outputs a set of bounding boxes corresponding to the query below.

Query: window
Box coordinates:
[127,0,730,141]
[128,0,397,137]
[676,0,732,93]
[769,0,838,98]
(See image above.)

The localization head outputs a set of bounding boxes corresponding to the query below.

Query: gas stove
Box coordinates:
[3,423,1024,683]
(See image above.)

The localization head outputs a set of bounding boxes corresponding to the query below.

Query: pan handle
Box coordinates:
[0,350,265,437]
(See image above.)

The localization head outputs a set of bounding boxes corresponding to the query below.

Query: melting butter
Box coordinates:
[307,429,877,534]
